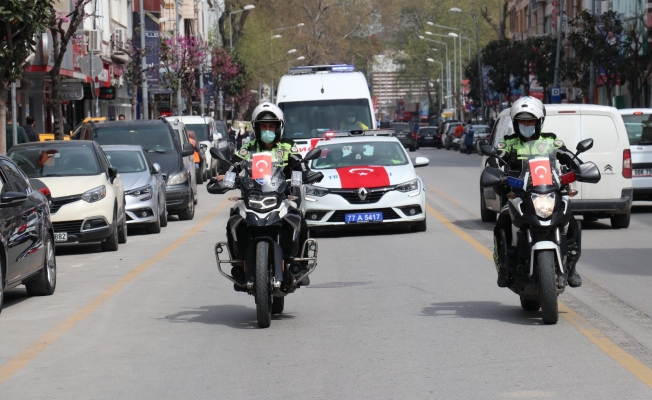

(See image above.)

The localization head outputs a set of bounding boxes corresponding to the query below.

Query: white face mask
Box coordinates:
[519,123,536,138]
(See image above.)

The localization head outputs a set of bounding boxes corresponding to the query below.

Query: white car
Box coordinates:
[8,141,127,251]
[301,136,429,232]
[618,109,652,201]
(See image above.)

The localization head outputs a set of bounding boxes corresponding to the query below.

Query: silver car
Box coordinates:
[102,145,167,233]
[619,109,652,201]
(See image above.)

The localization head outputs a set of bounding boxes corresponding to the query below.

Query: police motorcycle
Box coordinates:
[207,147,324,328]
[480,138,600,324]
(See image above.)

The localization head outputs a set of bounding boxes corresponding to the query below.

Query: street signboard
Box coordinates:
[551,87,561,103]
[78,54,103,77]
[60,82,84,100]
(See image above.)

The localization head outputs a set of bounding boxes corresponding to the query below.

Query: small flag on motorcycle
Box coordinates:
[529,158,553,186]
[252,153,273,180]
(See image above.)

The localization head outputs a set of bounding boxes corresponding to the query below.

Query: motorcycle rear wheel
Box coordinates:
[537,250,559,325]
[255,241,272,328]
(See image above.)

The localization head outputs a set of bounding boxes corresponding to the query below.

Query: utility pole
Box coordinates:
[139,0,149,119]
[553,0,565,89]
[11,83,17,147]
[588,0,595,104]
[196,0,204,116]
[175,0,183,115]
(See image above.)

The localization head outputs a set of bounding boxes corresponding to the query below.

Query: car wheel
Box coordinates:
[118,212,127,244]
[25,233,56,296]
[101,210,119,252]
[437,140,442,149]
[159,199,168,228]
[480,192,497,222]
[411,219,427,232]
[583,215,598,222]
[178,195,195,220]
[409,143,416,152]
[146,213,162,234]
[610,212,630,229]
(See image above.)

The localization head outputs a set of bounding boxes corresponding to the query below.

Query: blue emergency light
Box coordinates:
[507,176,525,189]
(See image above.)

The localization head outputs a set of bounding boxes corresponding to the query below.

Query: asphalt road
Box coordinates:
[1,148,652,399]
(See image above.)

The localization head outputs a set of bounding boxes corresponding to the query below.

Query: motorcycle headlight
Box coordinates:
[127,185,152,200]
[531,193,556,218]
[167,170,188,186]
[247,194,279,210]
[395,179,419,193]
[305,185,329,197]
[81,185,106,203]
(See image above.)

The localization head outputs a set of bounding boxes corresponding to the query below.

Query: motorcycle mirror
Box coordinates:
[210,147,232,165]
[480,144,498,157]
[576,138,594,154]
[575,161,601,184]
[304,148,322,161]
[480,167,503,187]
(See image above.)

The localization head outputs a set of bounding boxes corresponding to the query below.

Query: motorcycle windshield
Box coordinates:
[512,139,560,190]
[239,161,287,193]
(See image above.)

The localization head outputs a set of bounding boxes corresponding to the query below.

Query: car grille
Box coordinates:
[53,220,83,233]
[50,194,82,214]
[330,188,390,204]
[327,208,401,223]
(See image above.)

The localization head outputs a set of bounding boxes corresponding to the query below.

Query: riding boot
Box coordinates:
[494,236,509,288]
[567,250,582,288]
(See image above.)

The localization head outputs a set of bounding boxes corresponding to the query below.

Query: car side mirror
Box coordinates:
[413,157,429,168]
[480,144,498,157]
[304,148,322,161]
[182,143,194,157]
[0,191,28,206]
[108,167,118,182]
[152,163,161,174]
[576,138,593,154]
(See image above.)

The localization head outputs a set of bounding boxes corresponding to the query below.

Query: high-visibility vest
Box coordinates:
[189,137,200,163]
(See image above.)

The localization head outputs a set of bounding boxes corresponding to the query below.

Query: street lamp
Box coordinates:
[288,55,305,70]
[229,4,255,51]
[420,36,451,109]
[426,31,458,106]
[450,7,485,121]
[427,58,445,114]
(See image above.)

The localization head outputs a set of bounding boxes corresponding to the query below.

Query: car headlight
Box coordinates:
[167,170,188,185]
[127,185,152,200]
[81,185,106,203]
[395,179,420,193]
[247,194,279,210]
[531,193,556,218]
[305,185,329,197]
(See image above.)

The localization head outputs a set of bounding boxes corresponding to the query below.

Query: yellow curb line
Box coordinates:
[0,200,229,385]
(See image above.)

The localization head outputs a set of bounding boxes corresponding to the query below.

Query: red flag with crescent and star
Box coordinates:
[529,158,553,186]
[252,153,273,180]
[336,166,390,189]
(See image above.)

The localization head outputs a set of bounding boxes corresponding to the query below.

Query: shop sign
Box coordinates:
[60,82,84,101]
[99,86,117,101]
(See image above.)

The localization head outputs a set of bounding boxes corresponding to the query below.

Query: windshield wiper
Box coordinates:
[145,149,167,153]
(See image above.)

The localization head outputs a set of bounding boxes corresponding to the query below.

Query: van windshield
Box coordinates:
[622,114,652,145]
[91,126,177,153]
[280,99,372,139]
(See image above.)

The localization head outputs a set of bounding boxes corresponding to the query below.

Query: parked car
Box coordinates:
[8,141,127,251]
[76,119,197,220]
[618,109,652,200]
[168,119,198,203]
[480,105,633,228]
[468,124,491,152]
[0,155,56,313]
[390,122,412,148]
[102,145,167,234]
[417,126,441,148]
[440,121,461,150]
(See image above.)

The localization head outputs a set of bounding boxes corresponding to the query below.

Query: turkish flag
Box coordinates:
[529,158,553,186]
[336,166,390,189]
[252,153,272,180]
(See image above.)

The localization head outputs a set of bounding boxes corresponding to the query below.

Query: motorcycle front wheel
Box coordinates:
[537,250,559,325]
[255,241,272,328]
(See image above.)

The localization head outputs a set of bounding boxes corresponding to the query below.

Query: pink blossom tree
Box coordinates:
[210,48,249,120]
[121,38,154,120]
[160,35,207,115]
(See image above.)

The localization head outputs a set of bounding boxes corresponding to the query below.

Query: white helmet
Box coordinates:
[252,102,285,141]
[510,96,546,138]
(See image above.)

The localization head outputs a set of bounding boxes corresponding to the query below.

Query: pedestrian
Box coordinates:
[5,111,30,151]
[235,122,247,150]
[118,114,126,121]
[24,116,40,142]
[226,122,237,140]
[62,117,72,137]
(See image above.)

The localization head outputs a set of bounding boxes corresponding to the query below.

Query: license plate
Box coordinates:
[634,168,652,177]
[425,135,433,139]
[396,134,406,138]
[55,232,67,242]
[344,212,383,223]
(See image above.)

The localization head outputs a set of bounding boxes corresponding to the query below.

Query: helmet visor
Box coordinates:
[513,112,537,121]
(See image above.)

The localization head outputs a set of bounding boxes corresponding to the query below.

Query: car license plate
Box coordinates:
[54,232,67,242]
[425,135,433,139]
[396,134,406,138]
[344,212,383,223]
[634,168,652,177]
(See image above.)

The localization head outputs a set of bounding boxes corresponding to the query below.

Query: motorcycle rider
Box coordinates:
[211,102,313,285]
[491,96,583,289]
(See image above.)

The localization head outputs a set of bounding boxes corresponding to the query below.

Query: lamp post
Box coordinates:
[268,23,304,103]
[139,0,149,119]
[451,7,484,121]
[265,34,282,103]
[425,32,457,109]
[426,58,444,114]
[229,5,255,51]
[288,55,305,70]
[420,36,450,109]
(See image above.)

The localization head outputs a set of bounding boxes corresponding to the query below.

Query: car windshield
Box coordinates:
[622,114,652,145]
[91,126,177,152]
[9,146,100,177]
[279,98,373,139]
[104,150,148,173]
[472,126,490,133]
[391,123,410,132]
[311,141,408,169]
[185,124,209,141]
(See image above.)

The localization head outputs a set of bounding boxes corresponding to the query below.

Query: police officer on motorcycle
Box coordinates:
[491,96,583,289]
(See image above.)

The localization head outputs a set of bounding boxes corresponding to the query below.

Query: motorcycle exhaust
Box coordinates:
[288,239,319,290]
[214,242,248,290]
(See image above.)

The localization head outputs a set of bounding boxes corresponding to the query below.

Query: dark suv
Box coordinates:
[76,120,197,220]
[417,126,440,148]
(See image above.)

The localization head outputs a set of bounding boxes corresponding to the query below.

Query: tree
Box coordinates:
[209,47,249,120]
[621,14,652,108]
[160,36,207,115]
[0,0,54,153]
[48,0,91,140]
[481,0,508,40]
[567,10,626,107]
[121,38,153,120]
[526,35,559,102]
[482,39,512,104]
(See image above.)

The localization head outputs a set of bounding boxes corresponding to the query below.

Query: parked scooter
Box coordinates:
[480,138,600,324]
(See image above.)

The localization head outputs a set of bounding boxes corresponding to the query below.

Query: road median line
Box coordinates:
[0,200,229,386]
[425,201,652,390]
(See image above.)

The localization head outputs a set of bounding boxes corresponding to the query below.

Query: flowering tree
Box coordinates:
[48,0,91,139]
[121,38,154,120]
[210,48,249,119]
[0,0,54,153]
[160,36,207,115]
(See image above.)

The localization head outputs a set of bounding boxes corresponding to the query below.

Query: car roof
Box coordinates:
[166,116,212,124]
[11,140,97,149]
[93,120,171,128]
[315,136,401,146]
[100,145,144,152]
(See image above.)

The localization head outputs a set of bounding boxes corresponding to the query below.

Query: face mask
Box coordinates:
[347,116,356,123]
[289,116,298,123]
[260,130,276,144]
[519,123,536,138]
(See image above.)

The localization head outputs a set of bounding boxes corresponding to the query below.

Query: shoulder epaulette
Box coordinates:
[503,133,518,140]
[540,132,557,139]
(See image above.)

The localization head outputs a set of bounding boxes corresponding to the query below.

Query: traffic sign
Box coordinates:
[551,87,561,103]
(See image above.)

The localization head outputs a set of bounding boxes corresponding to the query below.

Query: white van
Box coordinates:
[276,64,377,156]
[480,104,633,228]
